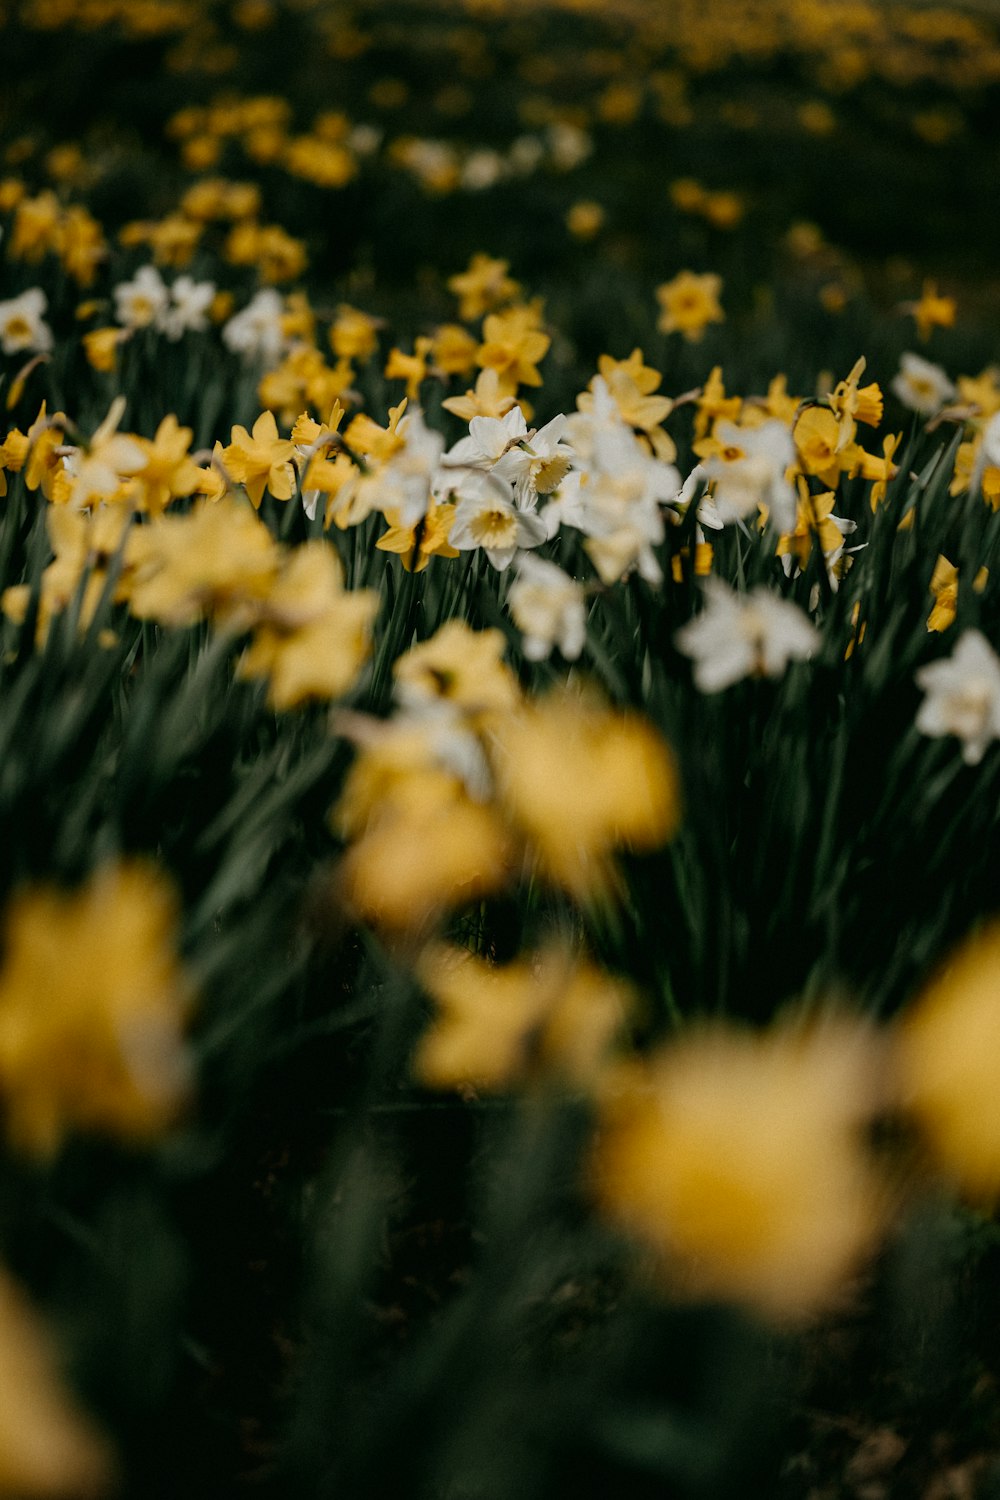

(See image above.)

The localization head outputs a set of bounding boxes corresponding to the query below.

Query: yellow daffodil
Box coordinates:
[775,486,846,570]
[0,861,192,1158]
[927,555,988,633]
[901,278,956,342]
[376,501,460,572]
[414,943,634,1092]
[384,336,433,401]
[2,503,133,644]
[133,414,202,517]
[393,619,519,717]
[694,365,741,440]
[447,253,521,322]
[476,304,550,395]
[490,688,680,901]
[897,924,1000,1198]
[330,304,381,362]
[792,406,843,487]
[333,722,512,934]
[237,541,379,710]
[223,410,296,509]
[828,356,884,450]
[0,1267,115,1497]
[957,368,1000,419]
[655,270,724,342]
[441,367,519,422]
[591,1015,886,1322]
[83,326,127,373]
[126,495,281,627]
[429,323,478,378]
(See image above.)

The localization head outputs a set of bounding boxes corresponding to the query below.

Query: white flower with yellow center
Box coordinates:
[495,414,574,507]
[508,554,587,661]
[676,579,820,692]
[702,419,797,533]
[568,401,678,585]
[0,288,53,356]
[222,288,287,365]
[891,352,956,416]
[444,407,528,473]
[915,629,1000,765]
[448,472,546,571]
[162,275,216,341]
[113,264,169,332]
[461,149,506,191]
[539,469,589,539]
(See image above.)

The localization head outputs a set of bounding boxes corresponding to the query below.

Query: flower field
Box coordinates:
[6,0,1000,1495]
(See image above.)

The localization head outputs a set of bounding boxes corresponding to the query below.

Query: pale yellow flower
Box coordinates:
[0,1267,114,1497]
[591,1016,886,1322]
[897,924,1000,1197]
[490,688,680,900]
[415,943,633,1092]
[0,861,192,1158]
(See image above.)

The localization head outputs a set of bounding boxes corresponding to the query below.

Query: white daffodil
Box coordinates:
[461,149,506,191]
[222,288,287,365]
[580,490,666,585]
[113,264,169,332]
[63,396,146,509]
[347,124,382,157]
[564,374,622,461]
[915,629,1000,765]
[507,135,546,174]
[675,463,725,530]
[0,287,53,356]
[507,553,587,661]
[448,471,546,571]
[702,420,797,533]
[539,468,590,539]
[676,578,820,692]
[982,411,1000,470]
[375,406,445,529]
[494,413,574,507]
[891,353,956,416]
[162,275,216,340]
[565,401,678,585]
[444,406,528,472]
[547,121,592,170]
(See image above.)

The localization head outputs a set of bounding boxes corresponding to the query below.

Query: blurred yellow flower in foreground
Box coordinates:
[393,619,519,717]
[415,943,633,1093]
[0,1268,114,1497]
[338,796,511,935]
[2,502,132,646]
[237,542,379,711]
[591,1017,886,1323]
[896,924,1000,1198]
[490,689,680,900]
[334,719,513,933]
[0,862,192,1158]
[125,495,281,628]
